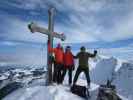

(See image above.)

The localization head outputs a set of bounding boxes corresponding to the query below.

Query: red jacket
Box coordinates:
[64,51,74,67]
[48,43,64,64]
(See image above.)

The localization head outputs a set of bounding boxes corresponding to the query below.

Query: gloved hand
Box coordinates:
[72,65,75,71]
[47,40,50,44]
[94,50,97,55]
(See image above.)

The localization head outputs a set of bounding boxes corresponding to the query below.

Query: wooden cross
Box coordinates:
[28,8,66,85]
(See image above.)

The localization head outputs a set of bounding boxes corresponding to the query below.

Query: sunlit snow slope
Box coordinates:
[1,55,132,100]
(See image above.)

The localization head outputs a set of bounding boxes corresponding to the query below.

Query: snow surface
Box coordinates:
[3,79,99,100]
[3,78,128,100]
[90,57,117,84]
[113,62,133,99]
[1,56,132,100]
[0,75,8,80]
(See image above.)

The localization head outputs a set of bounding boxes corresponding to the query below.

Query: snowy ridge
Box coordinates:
[113,62,133,99]
[0,56,132,100]
[90,57,117,84]
[3,79,99,100]
[90,56,133,100]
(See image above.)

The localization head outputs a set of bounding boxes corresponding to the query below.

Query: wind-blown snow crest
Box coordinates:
[113,62,133,99]
[90,55,133,100]
[90,57,117,84]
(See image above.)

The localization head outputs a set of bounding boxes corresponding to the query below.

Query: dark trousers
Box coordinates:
[53,63,63,84]
[73,67,90,86]
[61,66,73,85]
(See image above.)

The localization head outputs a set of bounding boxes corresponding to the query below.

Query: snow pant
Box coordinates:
[61,66,73,85]
[73,67,90,86]
[53,63,63,84]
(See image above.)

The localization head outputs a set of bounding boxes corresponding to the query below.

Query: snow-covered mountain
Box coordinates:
[113,62,133,99]
[90,56,133,100]
[74,55,133,99]
[89,56,133,99]
[0,55,132,100]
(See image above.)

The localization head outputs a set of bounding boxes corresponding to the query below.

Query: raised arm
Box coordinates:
[48,40,56,53]
[88,50,97,58]
[73,52,80,59]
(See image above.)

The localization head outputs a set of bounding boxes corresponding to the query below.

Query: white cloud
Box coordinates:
[113,12,133,40]
[0,44,46,65]
[5,0,46,10]
[1,41,17,46]
[1,0,133,65]
[62,0,106,13]
[1,0,133,43]
[98,44,133,61]
[0,13,88,44]
[50,0,133,43]
[1,15,49,43]
[97,11,133,42]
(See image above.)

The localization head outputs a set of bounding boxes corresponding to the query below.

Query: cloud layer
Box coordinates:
[0,0,133,43]
[1,0,133,65]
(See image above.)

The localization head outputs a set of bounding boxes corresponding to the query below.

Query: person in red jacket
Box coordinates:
[61,46,75,85]
[48,41,64,84]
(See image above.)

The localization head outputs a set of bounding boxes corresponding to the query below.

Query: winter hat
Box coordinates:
[57,43,61,48]
[66,46,71,49]
[80,46,86,51]
[66,46,71,51]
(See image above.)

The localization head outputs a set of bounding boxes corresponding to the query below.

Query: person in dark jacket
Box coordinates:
[48,42,64,84]
[73,46,97,87]
[61,46,75,85]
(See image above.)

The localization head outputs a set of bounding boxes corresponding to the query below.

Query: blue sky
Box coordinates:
[0,0,133,65]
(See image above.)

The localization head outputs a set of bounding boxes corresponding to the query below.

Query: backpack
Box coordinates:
[71,84,90,99]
